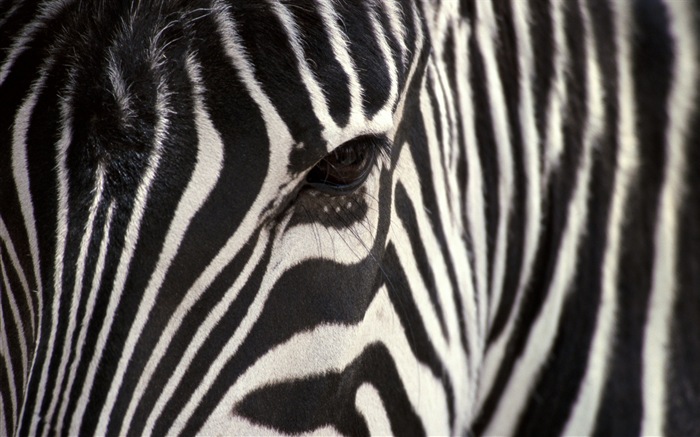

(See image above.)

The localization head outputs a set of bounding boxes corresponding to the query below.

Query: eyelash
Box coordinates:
[304,135,391,195]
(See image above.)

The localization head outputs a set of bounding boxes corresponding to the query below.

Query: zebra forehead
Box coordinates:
[72,0,420,169]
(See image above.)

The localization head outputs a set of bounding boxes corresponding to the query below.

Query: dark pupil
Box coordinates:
[335,147,362,166]
[307,141,373,188]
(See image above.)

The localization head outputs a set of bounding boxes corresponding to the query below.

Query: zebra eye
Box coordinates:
[305,136,380,194]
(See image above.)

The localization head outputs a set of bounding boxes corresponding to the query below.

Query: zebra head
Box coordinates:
[1,1,476,435]
[3,0,700,436]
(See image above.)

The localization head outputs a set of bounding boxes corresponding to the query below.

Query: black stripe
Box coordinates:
[0,0,76,327]
[529,0,554,167]
[402,0,420,77]
[234,342,426,437]
[99,30,201,437]
[442,25,469,226]
[59,187,136,433]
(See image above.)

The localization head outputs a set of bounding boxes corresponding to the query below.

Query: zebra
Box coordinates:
[1,0,699,435]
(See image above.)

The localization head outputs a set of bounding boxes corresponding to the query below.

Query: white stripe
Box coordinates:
[387,1,426,141]
[199,415,340,436]
[1,248,27,410]
[419,65,461,344]
[465,4,519,411]
[447,21,489,426]
[94,53,225,436]
[417,71,479,404]
[642,1,697,434]
[388,192,451,362]
[211,0,295,157]
[155,156,387,433]
[161,141,389,434]
[543,0,569,179]
[426,59,455,220]
[423,27,482,424]
[309,1,398,143]
[156,232,287,436]
[477,0,544,410]
[106,53,136,123]
[381,1,409,66]
[425,54,476,367]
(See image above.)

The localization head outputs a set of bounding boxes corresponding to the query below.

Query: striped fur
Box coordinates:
[1,0,698,435]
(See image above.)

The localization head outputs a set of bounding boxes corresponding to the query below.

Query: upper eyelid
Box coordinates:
[304,135,390,194]
[319,134,392,164]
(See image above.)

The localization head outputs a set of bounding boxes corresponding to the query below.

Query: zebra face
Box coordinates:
[6,0,700,436]
[1,1,475,435]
